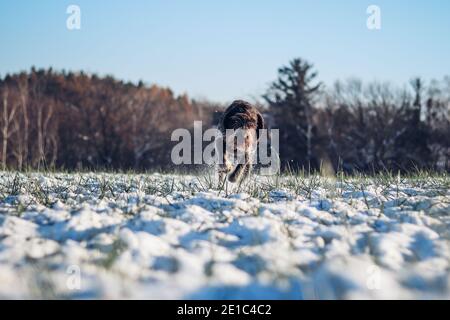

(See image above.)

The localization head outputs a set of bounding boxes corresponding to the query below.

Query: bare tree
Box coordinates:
[10,75,30,169]
[1,85,19,170]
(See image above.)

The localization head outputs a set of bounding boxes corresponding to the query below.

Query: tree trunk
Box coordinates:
[20,83,29,168]
[2,89,9,170]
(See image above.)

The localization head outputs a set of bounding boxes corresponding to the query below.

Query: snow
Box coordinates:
[0,172,449,299]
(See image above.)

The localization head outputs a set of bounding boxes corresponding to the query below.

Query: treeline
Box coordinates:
[0,68,218,170]
[0,61,449,173]
[265,59,449,173]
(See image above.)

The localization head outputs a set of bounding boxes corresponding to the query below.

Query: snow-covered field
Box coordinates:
[0,171,449,299]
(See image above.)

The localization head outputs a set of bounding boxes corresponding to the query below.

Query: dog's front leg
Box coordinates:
[216,136,232,182]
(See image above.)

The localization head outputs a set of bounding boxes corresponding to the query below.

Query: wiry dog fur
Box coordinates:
[216,100,264,183]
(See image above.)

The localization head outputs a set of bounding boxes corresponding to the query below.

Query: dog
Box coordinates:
[216,100,265,183]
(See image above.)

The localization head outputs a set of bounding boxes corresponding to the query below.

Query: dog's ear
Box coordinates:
[257,113,265,129]
[256,113,264,140]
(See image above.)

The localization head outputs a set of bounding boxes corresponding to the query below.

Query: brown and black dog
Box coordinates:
[216,100,264,183]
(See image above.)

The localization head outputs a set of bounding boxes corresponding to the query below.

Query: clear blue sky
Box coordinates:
[1,0,449,103]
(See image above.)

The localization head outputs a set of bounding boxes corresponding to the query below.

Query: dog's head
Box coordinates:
[221,100,265,134]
